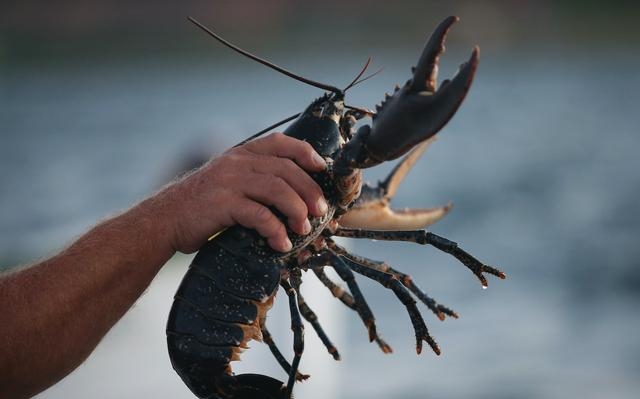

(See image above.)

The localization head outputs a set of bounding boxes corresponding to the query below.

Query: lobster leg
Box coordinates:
[333,228,506,287]
[312,267,393,352]
[280,279,305,399]
[290,270,341,361]
[306,251,392,353]
[312,267,357,310]
[261,324,310,381]
[328,240,458,320]
[336,253,440,355]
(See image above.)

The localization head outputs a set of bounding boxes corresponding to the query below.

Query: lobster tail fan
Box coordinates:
[230,374,286,399]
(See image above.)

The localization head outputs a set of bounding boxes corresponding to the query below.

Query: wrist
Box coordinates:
[126,191,179,260]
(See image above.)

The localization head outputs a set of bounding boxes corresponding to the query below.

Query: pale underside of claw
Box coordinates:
[338,202,452,231]
[383,138,434,198]
[339,137,452,230]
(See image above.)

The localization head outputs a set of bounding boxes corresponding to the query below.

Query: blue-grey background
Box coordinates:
[2,1,639,398]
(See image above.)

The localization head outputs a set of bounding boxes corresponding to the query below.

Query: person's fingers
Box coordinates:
[242,173,311,236]
[250,154,328,217]
[229,199,292,252]
[244,132,327,172]
[172,133,332,253]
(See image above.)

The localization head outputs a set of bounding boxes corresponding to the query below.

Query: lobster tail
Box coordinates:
[167,235,284,398]
[225,374,286,399]
[167,332,285,398]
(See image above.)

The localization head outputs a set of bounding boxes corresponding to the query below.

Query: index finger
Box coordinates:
[244,132,327,172]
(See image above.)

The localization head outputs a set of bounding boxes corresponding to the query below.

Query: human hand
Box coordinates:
[158,133,328,254]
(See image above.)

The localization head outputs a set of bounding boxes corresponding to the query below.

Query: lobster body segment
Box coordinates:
[284,94,345,157]
[167,16,505,399]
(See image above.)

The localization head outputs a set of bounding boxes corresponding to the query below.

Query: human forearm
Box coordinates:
[0,198,175,398]
[0,132,327,398]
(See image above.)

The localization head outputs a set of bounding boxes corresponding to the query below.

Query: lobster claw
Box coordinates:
[338,16,478,170]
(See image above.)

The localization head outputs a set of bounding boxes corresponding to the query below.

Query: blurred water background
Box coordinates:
[2,1,640,398]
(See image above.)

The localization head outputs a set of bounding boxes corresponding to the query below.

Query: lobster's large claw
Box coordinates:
[336,16,478,171]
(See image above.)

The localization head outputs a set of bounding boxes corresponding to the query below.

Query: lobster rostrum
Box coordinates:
[167,16,506,399]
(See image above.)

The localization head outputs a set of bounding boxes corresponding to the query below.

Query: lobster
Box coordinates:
[166,16,505,399]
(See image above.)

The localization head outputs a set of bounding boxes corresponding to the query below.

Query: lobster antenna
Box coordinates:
[233,112,302,148]
[349,67,384,89]
[188,17,342,94]
[343,57,372,92]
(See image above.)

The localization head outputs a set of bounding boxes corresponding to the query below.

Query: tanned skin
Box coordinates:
[0,133,329,399]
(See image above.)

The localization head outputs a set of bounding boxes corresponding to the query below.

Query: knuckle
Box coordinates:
[224,153,242,167]
[292,203,308,221]
[292,199,310,219]
[266,175,288,191]
[253,204,274,223]
[278,157,298,173]
[297,175,322,199]
[308,186,324,202]
[273,223,287,239]
[269,132,286,144]
[300,140,315,156]
[284,193,305,211]
[222,149,248,167]
[263,215,286,239]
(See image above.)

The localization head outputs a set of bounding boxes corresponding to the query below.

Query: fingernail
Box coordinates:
[312,152,326,168]
[282,237,293,252]
[302,218,312,235]
[317,197,328,214]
